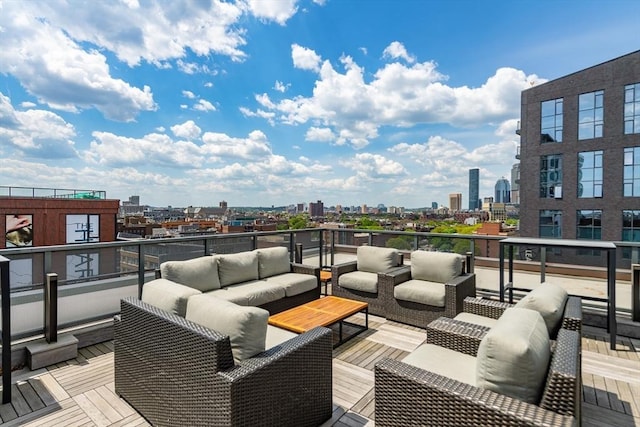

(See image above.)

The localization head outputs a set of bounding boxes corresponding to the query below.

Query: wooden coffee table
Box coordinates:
[268,296,368,347]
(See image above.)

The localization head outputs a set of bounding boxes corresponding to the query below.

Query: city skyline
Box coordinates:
[1,1,638,208]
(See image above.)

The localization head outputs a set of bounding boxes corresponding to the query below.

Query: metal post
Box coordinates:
[508,245,514,303]
[465,252,473,274]
[540,247,547,283]
[289,233,295,263]
[330,230,335,266]
[1,255,11,404]
[632,264,640,322]
[499,242,505,302]
[137,244,145,299]
[204,238,211,256]
[295,243,303,264]
[319,232,324,269]
[44,273,58,344]
[608,248,617,350]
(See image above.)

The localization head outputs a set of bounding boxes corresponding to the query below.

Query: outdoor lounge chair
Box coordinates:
[331,246,403,316]
[380,250,476,328]
[375,307,581,427]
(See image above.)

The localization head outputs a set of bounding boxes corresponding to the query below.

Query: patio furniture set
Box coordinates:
[114,246,582,426]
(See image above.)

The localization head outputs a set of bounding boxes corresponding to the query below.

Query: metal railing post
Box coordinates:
[137,243,144,299]
[44,273,58,343]
[319,232,324,269]
[289,232,295,263]
[632,264,640,322]
[204,238,211,256]
[295,243,303,264]
[499,242,505,302]
[1,255,11,404]
[330,230,335,266]
[540,247,547,283]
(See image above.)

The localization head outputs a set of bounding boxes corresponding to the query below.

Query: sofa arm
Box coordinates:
[331,260,357,287]
[375,358,576,427]
[219,327,333,426]
[444,273,476,318]
[292,262,321,288]
[425,317,489,356]
[463,296,514,319]
[562,296,582,333]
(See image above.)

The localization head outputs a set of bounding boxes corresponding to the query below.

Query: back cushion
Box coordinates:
[514,282,568,337]
[141,278,201,317]
[356,246,399,273]
[476,308,551,404]
[186,294,268,363]
[256,247,290,278]
[410,251,464,283]
[218,251,259,287]
[160,256,220,292]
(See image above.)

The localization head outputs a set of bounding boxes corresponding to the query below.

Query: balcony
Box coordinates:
[0,230,639,425]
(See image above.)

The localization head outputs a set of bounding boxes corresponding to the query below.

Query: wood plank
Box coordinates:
[16,381,45,412]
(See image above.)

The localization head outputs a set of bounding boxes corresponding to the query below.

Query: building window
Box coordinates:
[540,155,562,198]
[624,146,640,197]
[65,214,100,243]
[625,83,640,134]
[576,210,602,239]
[541,98,563,143]
[578,90,604,140]
[622,210,640,259]
[539,210,562,238]
[577,151,603,198]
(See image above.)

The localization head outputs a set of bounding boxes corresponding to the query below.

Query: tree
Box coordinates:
[288,214,309,229]
[386,236,413,251]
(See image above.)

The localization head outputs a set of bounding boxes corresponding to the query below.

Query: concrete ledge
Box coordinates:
[26,334,79,370]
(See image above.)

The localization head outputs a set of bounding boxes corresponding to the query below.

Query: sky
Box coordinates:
[1,0,639,209]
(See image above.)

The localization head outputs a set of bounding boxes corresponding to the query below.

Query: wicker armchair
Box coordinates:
[380,251,476,328]
[375,322,580,427]
[115,297,333,427]
[331,246,403,316]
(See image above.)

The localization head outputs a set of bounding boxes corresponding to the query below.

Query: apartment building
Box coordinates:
[518,51,640,263]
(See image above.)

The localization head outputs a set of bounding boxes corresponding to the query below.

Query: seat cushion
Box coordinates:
[403,343,477,386]
[356,246,400,273]
[223,280,286,306]
[160,256,220,292]
[514,282,568,337]
[454,312,498,329]
[410,251,464,283]
[141,278,202,317]
[263,273,317,297]
[186,294,268,363]
[394,279,446,307]
[256,247,291,279]
[338,270,378,293]
[265,325,298,349]
[476,307,551,404]
[218,251,259,287]
[205,288,250,306]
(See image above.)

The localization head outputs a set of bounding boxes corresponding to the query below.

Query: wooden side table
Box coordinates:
[319,270,331,296]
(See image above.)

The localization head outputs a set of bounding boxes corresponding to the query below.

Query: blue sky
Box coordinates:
[1,0,638,209]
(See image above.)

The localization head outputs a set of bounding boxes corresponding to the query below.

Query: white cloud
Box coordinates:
[204,82,214,88]
[305,127,335,142]
[20,101,37,108]
[171,120,202,140]
[342,153,407,178]
[274,80,289,92]
[201,130,272,159]
[194,99,216,112]
[382,41,416,63]
[182,90,196,99]
[291,44,322,72]
[245,0,298,25]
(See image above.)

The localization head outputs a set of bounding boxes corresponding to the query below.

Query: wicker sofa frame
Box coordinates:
[379,266,476,328]
[375,327,581,427]
[115,297,333,427]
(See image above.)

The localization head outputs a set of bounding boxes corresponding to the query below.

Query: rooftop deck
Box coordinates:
[0,310,638,427]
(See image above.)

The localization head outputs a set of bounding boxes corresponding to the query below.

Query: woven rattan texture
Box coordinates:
[331,261,390,316]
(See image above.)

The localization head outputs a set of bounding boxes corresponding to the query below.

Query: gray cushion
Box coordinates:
[218,251,259,287]
[410,251,463,283]
[263,273,317,297]
[160,256,220,292]
[265,325,298,349]
[256,247,291,279]
[141,278,202,317]
[338,270,378,293]
[204,288,250,306]
[185,294,268,363]
[514,282,568,337]
[356,246,399,273]
[394,279,446,307]
[403,343,477,386]
[223,280,286,306]
[476,308,551,404]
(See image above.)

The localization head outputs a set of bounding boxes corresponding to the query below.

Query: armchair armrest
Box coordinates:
[292,262,321,289]
[425,317,489,356]
[375,358,576,427]
[331,260,357,287]
[562,296,582,332]
[378,266,411,304]
[444,273,476,318]
[463,296,514,319]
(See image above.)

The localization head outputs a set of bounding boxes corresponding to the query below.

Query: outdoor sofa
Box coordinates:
[375,307,581,426]
[146,246,321,315]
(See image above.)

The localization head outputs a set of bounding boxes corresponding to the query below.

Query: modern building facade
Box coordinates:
[469,168,480,210]
[518,51,640,256]
[309,200,324,217]
[495,177,511,203]
[510,163,520,204]
[449,193,462,212]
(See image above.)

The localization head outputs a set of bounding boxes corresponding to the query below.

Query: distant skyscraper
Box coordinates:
[469,168,479,210]
[510,163,520,204]
[309,200,324,217]
[495,177,511,203]
[449,193,462,212]
[431,202,438,209]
